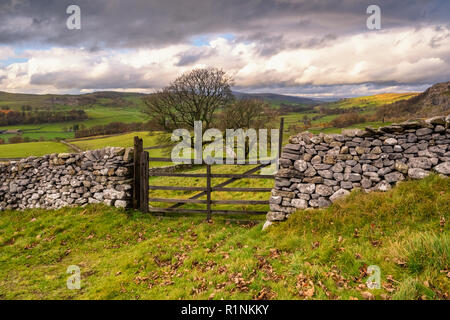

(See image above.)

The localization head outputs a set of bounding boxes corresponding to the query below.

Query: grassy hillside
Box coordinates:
[69,131,165,151]
[321,93,418,110]
[282,92,418,137]
[233,91,321,106]
[0,175,448,300]
[0,141,70,158]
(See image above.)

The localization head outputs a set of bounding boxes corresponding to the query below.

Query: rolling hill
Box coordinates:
[233,91,322,106]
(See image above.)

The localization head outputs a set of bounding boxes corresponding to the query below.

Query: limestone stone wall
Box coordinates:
[0,147,134,211]
[266,115,450,225]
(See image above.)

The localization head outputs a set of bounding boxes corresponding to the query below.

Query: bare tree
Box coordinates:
[145,68,234,133]
[217,98,280,158]
[218,98,279,130]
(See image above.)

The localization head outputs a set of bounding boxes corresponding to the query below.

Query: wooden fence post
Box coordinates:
[139,151,149,213]
[278,117,284,160]
[133,136,143,210]
[206,164,212,221]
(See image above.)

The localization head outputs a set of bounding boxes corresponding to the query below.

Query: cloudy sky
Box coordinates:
[0,0,449,99]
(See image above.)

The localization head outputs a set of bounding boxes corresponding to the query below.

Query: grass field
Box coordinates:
[0,141,70,158]
[69,132,164,150]
[0,175,448,300]
[0,131,166,160]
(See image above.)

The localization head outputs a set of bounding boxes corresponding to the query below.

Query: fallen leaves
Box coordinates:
[361,291,375,300]
[229,273,252,292]
[311,241,320,250]
[296,273,315,299]
[256,256,283,282]
[253,287,277,300]
[440,216,445,227]
[325,265,350,289]
[393,257,407,267]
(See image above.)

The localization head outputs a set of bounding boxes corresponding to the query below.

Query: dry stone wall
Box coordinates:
[266,115,450,226]
[0,147,134,211]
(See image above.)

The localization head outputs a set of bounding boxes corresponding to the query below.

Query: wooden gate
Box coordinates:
[132,119,284,221]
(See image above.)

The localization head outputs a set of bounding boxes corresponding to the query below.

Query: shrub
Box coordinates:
[8,135,24,144]
[330,113,367,128]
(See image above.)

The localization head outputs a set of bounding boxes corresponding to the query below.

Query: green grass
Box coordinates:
[69,132,165,150]
[0,141,70,158]
[0,175,448,300]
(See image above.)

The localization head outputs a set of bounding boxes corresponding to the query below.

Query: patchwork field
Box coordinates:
[0,105,149,142]
[0,175,448,299]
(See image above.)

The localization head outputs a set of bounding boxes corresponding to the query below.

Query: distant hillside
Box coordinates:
[0,91,146,110]
[0,90,321,110]
[377,81,450,120]
[233,91,322,106]
[318,93,419,111]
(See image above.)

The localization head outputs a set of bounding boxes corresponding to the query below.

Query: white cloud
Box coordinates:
[0,26,449,95]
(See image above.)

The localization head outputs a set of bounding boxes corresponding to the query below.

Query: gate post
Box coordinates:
[206,164,212,221]
[139,151,149,213]
[133,136,143,210]
[278,117,284,160]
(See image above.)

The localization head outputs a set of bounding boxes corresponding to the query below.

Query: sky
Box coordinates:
[0,0,449,99]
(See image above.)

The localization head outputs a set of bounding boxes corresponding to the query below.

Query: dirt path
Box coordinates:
[60,140,83,153]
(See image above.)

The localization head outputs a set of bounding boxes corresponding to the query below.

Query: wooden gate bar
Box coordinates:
[148,207,267,215]
[149,198,208,204]
[212,187,272,192]
[211,200,268,205]
[149,186,207,191]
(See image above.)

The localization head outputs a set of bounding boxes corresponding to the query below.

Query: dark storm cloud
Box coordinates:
[30,69,156,90]
[0,0,448,49]
[176,47,217,66]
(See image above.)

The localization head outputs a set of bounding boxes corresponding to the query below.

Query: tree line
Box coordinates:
[0,109,88,126]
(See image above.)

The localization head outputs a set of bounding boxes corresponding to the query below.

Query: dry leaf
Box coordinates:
[361,291,375,300]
